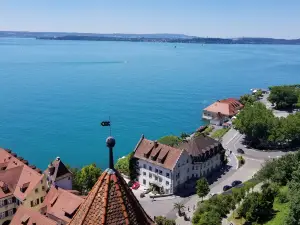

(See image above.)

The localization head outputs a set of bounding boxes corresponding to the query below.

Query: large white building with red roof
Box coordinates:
[202,98,243,125]
[133,134,225,194]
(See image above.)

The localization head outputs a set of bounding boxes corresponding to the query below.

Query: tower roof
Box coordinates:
[68,168,154,225]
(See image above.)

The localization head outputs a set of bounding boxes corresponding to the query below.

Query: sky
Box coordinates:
[1,1,300,38]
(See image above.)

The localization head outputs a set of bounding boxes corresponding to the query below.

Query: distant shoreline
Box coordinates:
[0,31,300,45]
[36,36,300,45]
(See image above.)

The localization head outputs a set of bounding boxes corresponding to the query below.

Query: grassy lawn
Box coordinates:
[211,128,230,139]
[264,186,290,225]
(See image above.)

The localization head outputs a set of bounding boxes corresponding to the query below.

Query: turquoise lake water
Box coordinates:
[1,38,300,169]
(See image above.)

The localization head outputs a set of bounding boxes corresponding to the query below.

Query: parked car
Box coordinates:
[231,180,242,187]
[237,148,245,154]
[223,185,232,191]
[131,182,140,190]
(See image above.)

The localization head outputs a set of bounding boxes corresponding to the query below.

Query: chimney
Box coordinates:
[154,140,158,148]
[48,163,55,175]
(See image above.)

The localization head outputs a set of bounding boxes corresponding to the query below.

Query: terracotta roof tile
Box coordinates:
[42,185,84,223]
[0,149,44,201]
[11,205,56,225]
[69,168,155,225]
[134,137,183,170]
[204,98,243,116]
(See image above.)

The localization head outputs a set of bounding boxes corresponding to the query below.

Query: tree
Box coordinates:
[75,163,102,195]
[180,132,190,139]
[154,216,176,225]
[196,178,210,201]
[196,211,221,225]
[158,135,182,147]
[268,86,298,109]
[173,202,185,216]
[240,94,256,106]
[115,152,139,181]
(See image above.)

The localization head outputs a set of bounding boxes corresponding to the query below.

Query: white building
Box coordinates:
[44,157,73,190]
[133,134,225,194]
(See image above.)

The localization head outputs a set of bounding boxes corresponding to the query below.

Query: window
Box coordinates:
[159,170,162,175]
[149,166,152,171]
[36,198,39,205]
[159,177,162,182]
[35,188,38,193]
[8,209,13,216]
[0,200,4,207]
[143,172,146,176]
[40,197,44,203]
[166,173,170,178]
[155,176,158,181]
[143,179,146,185]
[192,166,194,170]
[187,168,189,173]
[178,163,180,167]
[143,164,146,169]
[186,159,189,163]
[149,173,152,178]
[136,161,139,166]
[7,198,13,204]
[68,177,71,180]
[196,166,199,170]
[42,186,45,191]
[166,181,169,186]
[155,168,158,173]
[30,201,33,207]
[0,212,5,219]
[40,180,43,184]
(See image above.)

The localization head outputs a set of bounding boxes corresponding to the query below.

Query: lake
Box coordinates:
[1,38,300,169]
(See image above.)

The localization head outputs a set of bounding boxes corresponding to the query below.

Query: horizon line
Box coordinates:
[0,30,299,40]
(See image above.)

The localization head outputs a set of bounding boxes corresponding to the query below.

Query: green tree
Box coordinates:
[268,86,298,109]
[239,94,256,105]
[115,152,139,181]
[76,163,102,195]
[154,216,176,225]
[196,178,210,201]
[196,210,221,225]
[158,135,182,147]
[173,202,185,216]
[234,102,275,146]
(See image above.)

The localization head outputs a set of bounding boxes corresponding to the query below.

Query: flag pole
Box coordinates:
[109,116,111,136]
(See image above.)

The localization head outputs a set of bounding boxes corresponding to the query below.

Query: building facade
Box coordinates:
[44,157,73,190]
[134,134,225,194]
[0,149,48,225]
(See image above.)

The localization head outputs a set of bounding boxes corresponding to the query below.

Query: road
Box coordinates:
[223,128,287,161]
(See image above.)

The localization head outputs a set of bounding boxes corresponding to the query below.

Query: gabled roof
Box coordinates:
[204,98,243,116]
[44,157,72,181]
[69,168,155,225]
[41,185,84,223]
[179,134,222,157]
[0,148,45,201]
[10,205,56,225]
[133,136,183,170]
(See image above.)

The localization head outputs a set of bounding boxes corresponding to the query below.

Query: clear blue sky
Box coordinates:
[1,0,299,38]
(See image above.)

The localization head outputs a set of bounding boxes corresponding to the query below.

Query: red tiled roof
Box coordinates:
[204,98,243,116]
[42,185,84,223]
[133,136,183,170]
[0,148,44,201]
[10,205,56,225]
[68,168,155,225]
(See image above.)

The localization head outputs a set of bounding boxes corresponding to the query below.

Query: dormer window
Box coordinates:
[157,159,162,163]
[150,156,155,161]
